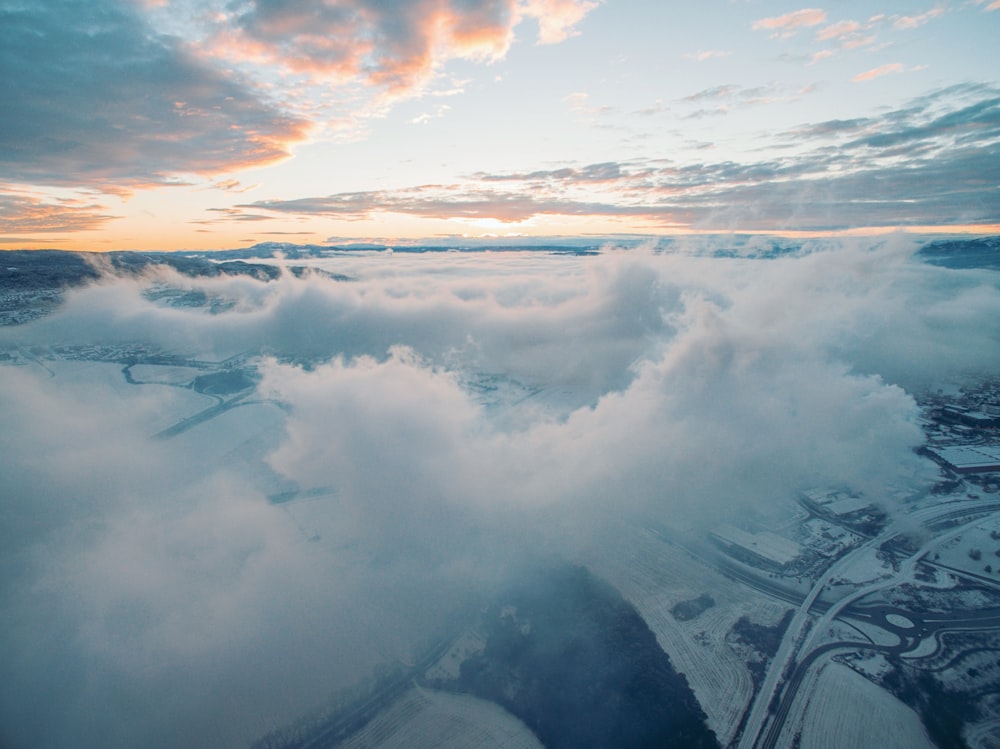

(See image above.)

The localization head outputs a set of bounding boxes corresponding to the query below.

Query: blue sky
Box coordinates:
[1,0,999,249]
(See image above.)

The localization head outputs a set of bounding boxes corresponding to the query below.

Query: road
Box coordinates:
[758,599,1000,749]
[734,533,878,749]
[738,499,1000,749]
[152,392,290,440]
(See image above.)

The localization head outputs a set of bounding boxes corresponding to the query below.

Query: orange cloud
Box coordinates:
[0,191,117,235]
[852,63,904,82]
[519,0,600,44]
[213,179,260,194]
[752,8,827,38]
[892,8,945,29]
[841,33,876,49]
[220,0,599,99]
[204,25,374,85]
[810,17,878,53]
[816,20,860,41]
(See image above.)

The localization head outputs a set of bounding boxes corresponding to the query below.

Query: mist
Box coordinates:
[1,237,999,748]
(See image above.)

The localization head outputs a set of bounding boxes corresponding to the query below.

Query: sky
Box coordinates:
[3,236,1000,748]
[1,0,999,251]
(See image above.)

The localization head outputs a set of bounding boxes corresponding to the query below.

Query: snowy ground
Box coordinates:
[931,516,1000,579]
[782,660,935,749]
[828,545,895,585]
[336,688,543,749]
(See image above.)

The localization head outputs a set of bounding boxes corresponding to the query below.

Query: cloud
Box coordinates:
[892,7,946,29]
[752,8,827,38]
[683,50,733,62]
[0,191,118,235]
[217,0,598,96]
[562,91,616,124]
[683,85,743,103]
[564,91,591,110]
[812,18,877,50]
[0,360,445,748]
[193,207,279,224]
[475,161,631,183]
[795,7,947,66]
[216,87,1000,232]
[836,85,1000,149]
[0,0,310,192]
[852,63,905,82]
[3,239,998,746]
[520,0,601,44]
[411,104,453,125]
[212,179,260,194]
[238,186,655,224]
[816,19,862,41]
[679,82,814,116]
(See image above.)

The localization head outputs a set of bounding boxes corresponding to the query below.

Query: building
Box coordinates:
[710,525,800,571]
[939,406,1000,429]
[799,488,871,517]
[927,444,1000,474]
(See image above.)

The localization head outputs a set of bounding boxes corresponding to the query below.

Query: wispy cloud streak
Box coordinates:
[853,63,905,82]
[0,191,117,235]
[752,8,827,38]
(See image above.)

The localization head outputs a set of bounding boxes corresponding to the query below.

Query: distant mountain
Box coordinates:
[0,250,102,290]
[0,249,283,291]
[109,251,285,279]
[0,249,348,325]
[0,248,359,291]
[916,236,1000,270]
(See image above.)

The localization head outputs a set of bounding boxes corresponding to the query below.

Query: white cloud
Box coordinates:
[683,49,733,62]
[752,8,828,38]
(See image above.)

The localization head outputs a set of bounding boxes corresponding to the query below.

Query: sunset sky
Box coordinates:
[2,0,999,251]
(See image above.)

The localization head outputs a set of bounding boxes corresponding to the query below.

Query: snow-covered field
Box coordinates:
[784,660,935,749]
[828,545,895,585]
[336,688,543,749]
[932,516,1000,579]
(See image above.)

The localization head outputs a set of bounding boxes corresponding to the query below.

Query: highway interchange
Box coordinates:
[731,498,1000,749]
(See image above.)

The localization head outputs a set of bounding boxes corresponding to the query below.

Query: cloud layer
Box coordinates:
[1,240,999,747]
